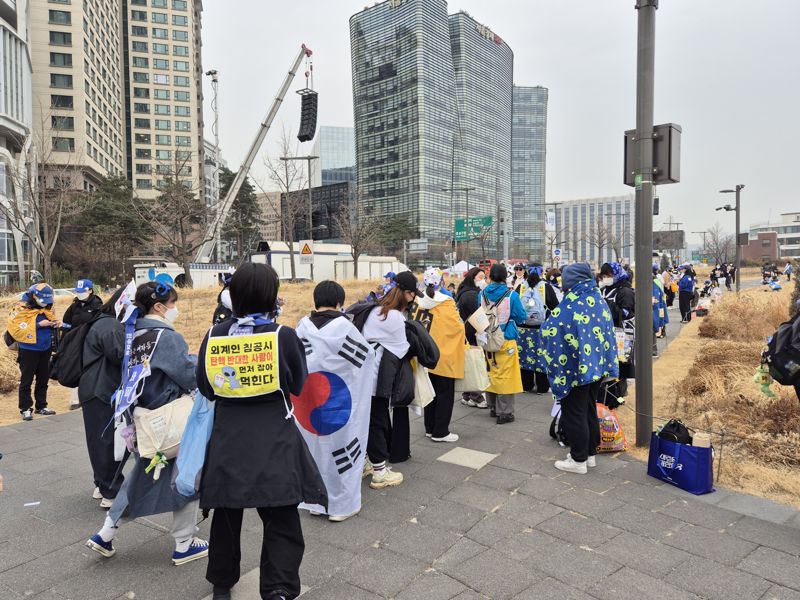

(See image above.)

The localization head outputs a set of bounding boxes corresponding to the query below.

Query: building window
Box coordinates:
[49,52,73,67]
[51,115,74,130]
[172,15,188,26]
[132,56,149,68]
[154,89,169,99]
[153,58,169,69]
[136,179,152,190]
[152,0,167,6]
[153,42,168,54]
[176,136,190,147]
[52,137,75,152]
[173,0,187,9]
[133,72,150,83]
[131,10,147,21]
[152,27,168,39]
[130,0,146,5]
[154,119,171,130]
[48,10,72,24]
[132,41,148,52]
[173,30,188,41]
[154,104,170,115]
[151,12,167,23]
[174,91,190,101]
[155,135,171,145]
[49,31,72,46]
[136,148,152,159]
[156,149,172,160]
[49,0,71,4]
[134,102,150,113]
[176,150,192,160]
[136,164,152,174]
[134,118,151,128]
[50,73,72,88]
[173,45,188,56]
[135,133,151,144]
[153,74,170,85]
[174,76,189,87]
[131,26,147,37]
[175,106,190,116]
[175,121,190,132]
[134,87,150,98]
[50,94,73,108]
[762,240,772,247]
[173,60,189,72]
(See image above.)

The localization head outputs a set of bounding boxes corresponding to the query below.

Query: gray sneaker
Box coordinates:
[21,409,32,421]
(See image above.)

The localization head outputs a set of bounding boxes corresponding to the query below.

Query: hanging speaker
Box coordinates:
[297,90,318,142]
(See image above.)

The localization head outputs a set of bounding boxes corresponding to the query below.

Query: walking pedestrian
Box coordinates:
[509,263,528,294]
[79,288,125,509]
[410,267,464,443]
[542,263,618,474]
[482,264,526,424]
[456,267,489,409]
[86,282,209,566]
[63,278,104,409]
[518,265,560,394]
[7,283,61,421]
[678,264,696,323]
[784,261,793,282]
[198,263,326,600]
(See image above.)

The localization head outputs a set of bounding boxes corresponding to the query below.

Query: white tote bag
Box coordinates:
[454,346,490,393]
[133,394,194,460]
[410,359,435,410]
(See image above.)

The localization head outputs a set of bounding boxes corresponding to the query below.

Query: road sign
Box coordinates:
[454,216,493,242]
[552,248,562,258]
[407,238,428,254]
[299,240,314,264]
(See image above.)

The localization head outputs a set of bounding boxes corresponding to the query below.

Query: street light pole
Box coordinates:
[281,155,318,279]
[692,230,708,261]
[719,184,745,293]
[442,186,476,261]
[633,0,657,447]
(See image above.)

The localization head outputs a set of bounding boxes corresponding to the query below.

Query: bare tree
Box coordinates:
[259,127,308,279]
[582,218,615,267]
[0,111,92,283]
[544,226,569,268]
[333,186,383,279]
[131,153,212,287]
[705,222,735,265]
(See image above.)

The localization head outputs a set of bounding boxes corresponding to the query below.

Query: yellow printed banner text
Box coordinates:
[205,332,280,398]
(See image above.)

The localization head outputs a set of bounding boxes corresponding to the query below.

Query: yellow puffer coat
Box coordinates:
[7,302,56,345]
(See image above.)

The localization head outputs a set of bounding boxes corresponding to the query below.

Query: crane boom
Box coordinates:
[195,44,313,263]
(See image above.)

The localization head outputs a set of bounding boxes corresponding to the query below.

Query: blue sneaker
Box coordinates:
[172,537,209,566]
[86,534,115,558]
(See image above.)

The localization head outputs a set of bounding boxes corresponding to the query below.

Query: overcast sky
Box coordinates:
[201,0,800,244]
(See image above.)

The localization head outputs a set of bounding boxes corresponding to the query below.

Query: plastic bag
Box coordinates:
[596,403,626,452]
[173,393,216,497]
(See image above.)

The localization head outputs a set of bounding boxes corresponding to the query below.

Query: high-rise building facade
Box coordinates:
[202,137,225,208]
[548,195,635,266]
[350,0,544,257]
[512,86,548,261]
[311,126,356,187]
[30,0,126,191]
[0,0,33,282]
[122,0,204,200]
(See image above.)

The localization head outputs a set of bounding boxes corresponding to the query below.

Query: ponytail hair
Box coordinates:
[135,281,178,315]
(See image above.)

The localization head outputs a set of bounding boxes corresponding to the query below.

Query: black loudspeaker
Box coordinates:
[297,91,318,142]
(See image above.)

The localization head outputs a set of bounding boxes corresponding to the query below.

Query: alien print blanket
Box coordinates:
[540,278,619,401]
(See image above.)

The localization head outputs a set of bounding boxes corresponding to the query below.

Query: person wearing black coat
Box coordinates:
[198,263,326,600]
[456,267,487,407]
[519,266,560,394]
[599,263,635,403]
[63,279,104,409]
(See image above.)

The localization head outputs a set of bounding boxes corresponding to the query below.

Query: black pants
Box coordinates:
[389,406,410,463]
[559,381,601,463]
[81,397,124,499]
[18,349,51,412]
[665,287,675,307]
[425,374,455,438]
[367,396,391,464]
[206,506,304,599]
[679,291,693,322]
[521,370,549,393]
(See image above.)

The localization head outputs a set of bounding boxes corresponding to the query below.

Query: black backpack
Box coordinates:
[51,314,103,388]
[345,300,377,333]
[658,419,693,445]
[761,314,800,386]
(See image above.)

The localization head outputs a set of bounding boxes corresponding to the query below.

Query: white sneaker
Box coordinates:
[554,455,588,474]
[587,455,597,468]
[100,497,114,509]
[370,467,403,489]
[308,510,323,516]
[92,487,102,500]
[328,509,360,522]
[425,433,432,438]
[431,433,459,443]
[362,459,373,479]
[474,399,489,409]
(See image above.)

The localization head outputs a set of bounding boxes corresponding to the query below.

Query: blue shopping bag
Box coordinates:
[647,431,714,495]
[173,393,216,497]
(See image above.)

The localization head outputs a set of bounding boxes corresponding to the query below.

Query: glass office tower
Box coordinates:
[312,126,356,187]
[512,85,548,262]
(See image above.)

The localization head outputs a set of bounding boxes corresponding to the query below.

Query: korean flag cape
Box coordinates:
[293,315,377,517]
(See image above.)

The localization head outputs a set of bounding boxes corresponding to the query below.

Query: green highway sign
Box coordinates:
[454,215,493,242]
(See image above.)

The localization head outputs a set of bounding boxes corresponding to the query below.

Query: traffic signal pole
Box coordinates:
[634,0,657,447]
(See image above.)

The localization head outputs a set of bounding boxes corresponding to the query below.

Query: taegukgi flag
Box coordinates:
[292,315,376,517]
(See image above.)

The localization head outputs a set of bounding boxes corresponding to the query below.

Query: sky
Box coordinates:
[201,0,800,246]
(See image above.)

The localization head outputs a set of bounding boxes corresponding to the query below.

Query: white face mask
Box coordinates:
[35,296,47,307]
[600,277,613,288]
[163,306,179,323]
[76,292,90,301]
[476,279,487,289]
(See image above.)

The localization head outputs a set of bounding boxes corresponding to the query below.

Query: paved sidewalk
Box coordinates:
[1,392,799,600]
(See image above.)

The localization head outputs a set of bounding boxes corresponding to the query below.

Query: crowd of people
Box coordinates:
[4,258,713,599]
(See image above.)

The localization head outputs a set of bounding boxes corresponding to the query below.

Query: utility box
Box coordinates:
[624,123,681,186]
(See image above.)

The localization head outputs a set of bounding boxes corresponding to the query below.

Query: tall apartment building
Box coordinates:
[511,86,548,261]
[203,137,225,208]
[350,0,545,259]
[122,0,204,200]
[0,0,33,283]
[30,0,126,191]
[548,195,635,266]
[311,126,356,187]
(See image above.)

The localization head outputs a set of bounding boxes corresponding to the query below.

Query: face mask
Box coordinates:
[76,292,90,301]
[600,277,613,288]
[477,279,487,289]
[35,296,47,307]
[163,306,179,323]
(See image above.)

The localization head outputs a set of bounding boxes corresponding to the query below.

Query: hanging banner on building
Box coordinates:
[545,210,556,233]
